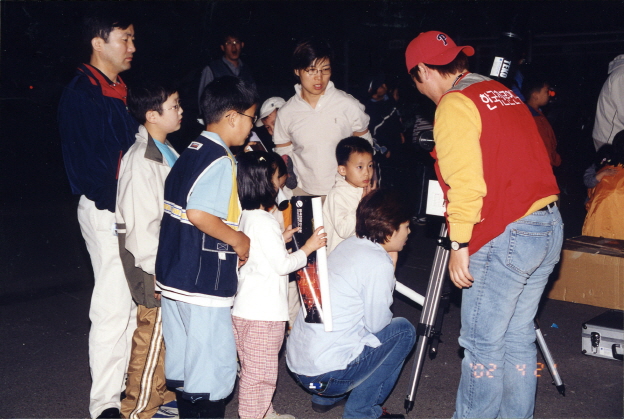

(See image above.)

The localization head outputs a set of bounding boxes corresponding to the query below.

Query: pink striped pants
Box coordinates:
[232,316,285,419]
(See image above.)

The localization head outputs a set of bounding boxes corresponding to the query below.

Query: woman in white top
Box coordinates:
[273,39,373,196]
[232,151,326,419]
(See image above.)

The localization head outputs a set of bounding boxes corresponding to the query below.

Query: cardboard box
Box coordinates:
[548,236,624,310]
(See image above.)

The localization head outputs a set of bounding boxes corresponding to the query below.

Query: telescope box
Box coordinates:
[582,309,624,361]
[547,236,624,310]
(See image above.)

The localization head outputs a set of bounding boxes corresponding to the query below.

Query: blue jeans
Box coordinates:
[295,317,416,418]
[453,206,563,419]
[161,298,237,401]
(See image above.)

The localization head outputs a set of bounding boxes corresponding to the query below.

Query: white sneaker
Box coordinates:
[264,409,296,419]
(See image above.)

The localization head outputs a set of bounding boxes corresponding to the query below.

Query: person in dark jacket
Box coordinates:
[197,32,256,104]
[58,13,140,419]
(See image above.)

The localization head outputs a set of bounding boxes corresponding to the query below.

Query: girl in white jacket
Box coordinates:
[232,151,326,419]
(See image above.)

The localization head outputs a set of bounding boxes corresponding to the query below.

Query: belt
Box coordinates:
[538,201,558,212]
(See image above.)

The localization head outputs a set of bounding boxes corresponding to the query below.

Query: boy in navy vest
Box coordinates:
[156,76,258,418]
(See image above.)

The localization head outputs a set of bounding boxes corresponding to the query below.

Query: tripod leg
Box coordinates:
[404,224,450,413]
[534,319,565,396]
[429,276,451,359]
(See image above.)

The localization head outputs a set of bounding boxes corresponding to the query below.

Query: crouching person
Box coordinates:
[286,189,416,419]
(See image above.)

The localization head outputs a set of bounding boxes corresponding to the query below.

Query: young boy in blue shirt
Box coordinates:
[156,76,258,418]
[116,81,182,419]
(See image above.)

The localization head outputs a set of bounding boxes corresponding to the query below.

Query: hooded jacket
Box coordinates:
[593,54,624,150]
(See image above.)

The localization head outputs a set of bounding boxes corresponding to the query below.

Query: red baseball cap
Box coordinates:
[405,31,474,72]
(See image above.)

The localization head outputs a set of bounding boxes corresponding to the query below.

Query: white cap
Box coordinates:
[256,96,285,126]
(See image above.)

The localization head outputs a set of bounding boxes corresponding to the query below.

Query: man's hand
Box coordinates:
[448,247,473,288]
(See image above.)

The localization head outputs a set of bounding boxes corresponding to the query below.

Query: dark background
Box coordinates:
[0,3,623,418]
[1,0,624,298]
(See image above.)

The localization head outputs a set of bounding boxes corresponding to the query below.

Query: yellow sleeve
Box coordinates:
[434,93,486,243]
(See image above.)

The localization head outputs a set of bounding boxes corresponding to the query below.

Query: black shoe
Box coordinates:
[379,407,404,419]
[311,397,347,413]
[175,389,225,419]
[195,399,225,419]
[175,390,197,419]
[96,408,121,418]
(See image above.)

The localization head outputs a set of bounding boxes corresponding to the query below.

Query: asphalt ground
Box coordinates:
[1,220,622,419]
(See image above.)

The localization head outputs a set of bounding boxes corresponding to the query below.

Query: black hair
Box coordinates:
[292,38,334,71]
[410,52,470,83]
[595,143,615,169]
[199,76,259,126]
[521,75,549,102]
[221,31,243,45]
[356,189,411,244]
[271,152,288,178]
[127,80,178,124]
[336,137,374,166]
[83,13,133,47]
[611,130,624,167]
[237,151,279,211]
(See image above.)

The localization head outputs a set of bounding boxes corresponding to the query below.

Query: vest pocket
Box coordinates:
[198,234,237,296]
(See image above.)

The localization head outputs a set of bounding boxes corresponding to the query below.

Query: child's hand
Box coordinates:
[596,167,618,182]
[233,231,251,266]
[283,225,300,243]
[363,178,377,197]
[301,226,327,256]
[153,276,161,301]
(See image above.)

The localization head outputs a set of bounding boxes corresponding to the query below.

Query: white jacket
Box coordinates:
[233,209,307,321]
[323,173,364,255]
[115,125,179,275]
[593,54,624,150]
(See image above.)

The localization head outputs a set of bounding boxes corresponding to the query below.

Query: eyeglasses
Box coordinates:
[303,66,331,76]
[224,40,241,46]
[228,111,258,124]
[163,103,182,112]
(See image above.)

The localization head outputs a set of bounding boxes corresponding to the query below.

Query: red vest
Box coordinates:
[432,74,559,253]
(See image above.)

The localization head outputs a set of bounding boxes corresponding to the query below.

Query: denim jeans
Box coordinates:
[453,206,563,419]
[295,317,416,418]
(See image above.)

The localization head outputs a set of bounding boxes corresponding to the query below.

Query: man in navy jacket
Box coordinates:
[58,14,139,419]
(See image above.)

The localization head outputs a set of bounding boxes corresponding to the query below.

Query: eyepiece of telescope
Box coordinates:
[418,130,435,152]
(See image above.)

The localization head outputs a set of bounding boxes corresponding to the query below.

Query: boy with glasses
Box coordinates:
[115,81,182,419]
[156,76,258,418]
[273,39,373,197]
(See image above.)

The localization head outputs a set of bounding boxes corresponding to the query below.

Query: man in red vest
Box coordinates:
[405,31,563,419]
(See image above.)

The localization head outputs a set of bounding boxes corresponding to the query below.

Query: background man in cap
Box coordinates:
[405,31,563,418]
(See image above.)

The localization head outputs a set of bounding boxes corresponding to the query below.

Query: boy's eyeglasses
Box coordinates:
[228,112,258,124]
[304,67,331,76]
[224,40,241,46]
[163,104,182,112]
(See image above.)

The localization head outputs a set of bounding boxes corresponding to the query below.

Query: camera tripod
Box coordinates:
[395,223,565,415]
